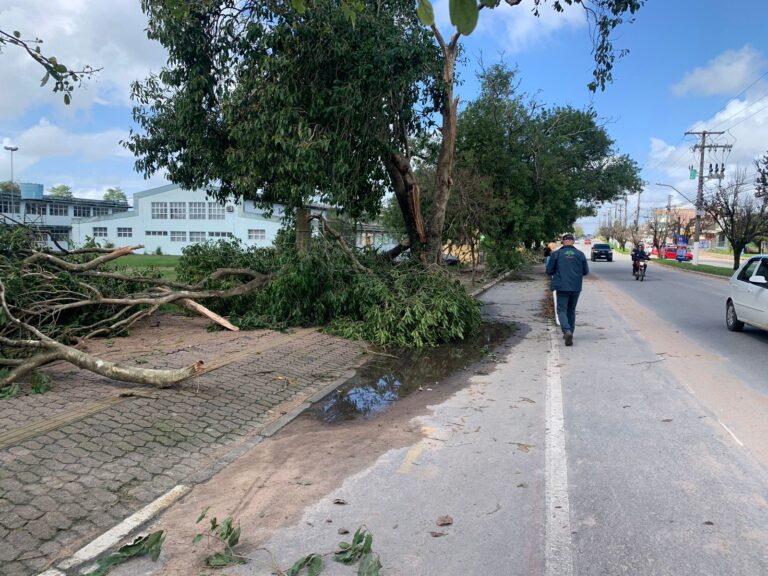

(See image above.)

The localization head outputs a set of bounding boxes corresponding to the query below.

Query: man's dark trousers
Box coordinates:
[556,290,580,334]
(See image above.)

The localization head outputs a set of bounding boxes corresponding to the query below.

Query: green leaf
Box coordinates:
[64,93,71,105]
[13,30,21,38]
[358,552,382,576]
[291,0,307,13]
[417,0,435,26]
[192,534,204,545]
[196,507,209,523]
[40,72,50,87]
[286,554,322,576]
[308,554,323,576]
[449,0,479,35]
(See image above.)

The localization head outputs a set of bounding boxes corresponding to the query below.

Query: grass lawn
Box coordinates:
[653,258,735,278]
[109,254,181,280]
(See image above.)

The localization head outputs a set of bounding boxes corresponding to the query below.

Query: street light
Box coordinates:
[655,182,701,264]
[4,145,18,184]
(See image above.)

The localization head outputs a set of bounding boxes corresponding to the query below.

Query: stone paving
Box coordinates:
[0,326,367,576]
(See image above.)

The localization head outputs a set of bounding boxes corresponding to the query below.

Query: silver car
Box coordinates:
[726,255,768,332]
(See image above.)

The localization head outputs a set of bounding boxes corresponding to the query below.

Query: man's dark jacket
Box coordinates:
[546,245,589,291]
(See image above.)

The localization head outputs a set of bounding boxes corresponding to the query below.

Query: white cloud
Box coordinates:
[0,0,167,119]
[432,0,586,52]
[672,46,767,97]
[496,0,586,53]
[643,88,768,210]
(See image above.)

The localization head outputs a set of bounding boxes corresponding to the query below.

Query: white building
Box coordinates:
[70,184,300,255]
[0,183,129,248]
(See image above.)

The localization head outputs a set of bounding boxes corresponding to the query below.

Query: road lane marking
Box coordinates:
[397,444,424,475]
[545,326,574,576]
[718,420,744,446]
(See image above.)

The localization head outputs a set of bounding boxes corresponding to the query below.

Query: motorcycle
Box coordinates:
[634,260,647,282]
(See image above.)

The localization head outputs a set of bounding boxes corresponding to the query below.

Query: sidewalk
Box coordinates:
[0,316,369,576]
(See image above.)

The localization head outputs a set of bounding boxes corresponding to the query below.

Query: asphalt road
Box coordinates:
[584,247,768,391]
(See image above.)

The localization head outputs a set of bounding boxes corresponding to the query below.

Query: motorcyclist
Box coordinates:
[631,242,650,275]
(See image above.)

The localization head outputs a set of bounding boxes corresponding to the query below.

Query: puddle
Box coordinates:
[308,322,515,423]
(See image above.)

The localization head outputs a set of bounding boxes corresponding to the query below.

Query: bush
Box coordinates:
[176,238,481,347]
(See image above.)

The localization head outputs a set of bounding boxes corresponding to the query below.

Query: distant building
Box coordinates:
[0,183,129,248]
[70,184,328,255]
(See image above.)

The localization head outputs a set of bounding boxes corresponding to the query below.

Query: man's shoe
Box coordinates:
[564,331,573,346]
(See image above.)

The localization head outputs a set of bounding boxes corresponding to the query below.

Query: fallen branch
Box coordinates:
[308,215,373,275]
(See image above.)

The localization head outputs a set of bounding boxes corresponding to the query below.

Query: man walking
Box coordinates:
[545,233,589,346]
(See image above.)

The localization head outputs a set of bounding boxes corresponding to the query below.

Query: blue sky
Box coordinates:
[2,1,768,233]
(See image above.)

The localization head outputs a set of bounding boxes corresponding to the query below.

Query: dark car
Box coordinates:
[590,243,613,262]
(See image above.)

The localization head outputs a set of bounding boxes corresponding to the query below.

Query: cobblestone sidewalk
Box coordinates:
[0,326,366,576]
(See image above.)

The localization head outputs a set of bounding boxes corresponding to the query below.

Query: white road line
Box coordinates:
[545,326,574,576]
[53,484,191,572]
[553,290,560,326]
[718,420,744,446]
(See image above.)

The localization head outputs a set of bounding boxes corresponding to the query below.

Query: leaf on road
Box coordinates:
[333,498,348,505]
[429,531,448,537]
[661,418,673,422]
[511,442,534,453]
[436,515,453,526]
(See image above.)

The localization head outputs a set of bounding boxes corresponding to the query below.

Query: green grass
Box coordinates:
[653,258,736,278]
[110,254,181,280]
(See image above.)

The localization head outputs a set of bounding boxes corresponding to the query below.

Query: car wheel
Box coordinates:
[591,257,595,262]
[608,257,613,262]
[726,300,744,332]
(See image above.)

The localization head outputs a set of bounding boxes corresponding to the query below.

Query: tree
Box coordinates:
[449,64,640,259]
[0,181,20,194]
[127,0,643,263]
[645,208,670,255]
[47,184,73,198]
[0,29,97,104]
[704,171,768,270]
[126,0,440,253]
[104,187,127,203]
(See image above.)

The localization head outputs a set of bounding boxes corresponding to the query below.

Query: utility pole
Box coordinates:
[623,194,629,228]
[634,190,642,230]
[685,130,732,264]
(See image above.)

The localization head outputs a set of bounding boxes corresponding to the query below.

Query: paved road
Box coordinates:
[116,268,768,576]
[586,249,768,391]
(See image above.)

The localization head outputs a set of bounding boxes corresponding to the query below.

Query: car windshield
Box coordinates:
[594,244,610,249]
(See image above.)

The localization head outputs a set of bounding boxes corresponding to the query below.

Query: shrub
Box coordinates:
[176,238,481,347]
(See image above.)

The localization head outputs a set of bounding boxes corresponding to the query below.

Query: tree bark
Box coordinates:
[383,152,425,254]
[296,206,312,254]
[426,27,461,264]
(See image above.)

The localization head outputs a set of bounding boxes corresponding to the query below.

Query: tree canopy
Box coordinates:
[103,187,127,203]
[47,184,73,198]
[126,0,440,222]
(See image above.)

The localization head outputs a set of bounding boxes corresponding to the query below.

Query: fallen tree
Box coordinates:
[0,227,272,390]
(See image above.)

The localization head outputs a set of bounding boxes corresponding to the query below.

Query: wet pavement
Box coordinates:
[0,326,367,576]
[309,322,515,423]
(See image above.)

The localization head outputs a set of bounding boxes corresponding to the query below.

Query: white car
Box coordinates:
[726,255,768,332]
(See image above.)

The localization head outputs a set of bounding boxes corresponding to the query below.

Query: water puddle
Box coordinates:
[308,322,515,423]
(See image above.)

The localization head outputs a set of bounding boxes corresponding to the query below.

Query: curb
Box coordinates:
[470,269,515,298]
[41,274,512,575]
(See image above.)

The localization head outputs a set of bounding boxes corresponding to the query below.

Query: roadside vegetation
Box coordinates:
[652,258,734,278]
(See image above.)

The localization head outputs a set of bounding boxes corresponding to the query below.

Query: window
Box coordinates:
[208,202,225,220]
[757,260,768,279]
[189,202,206,219]
[117,227,132,238]
[738,259,761,282]
[151,202,168,219]
[25,202,46,215]
[189,231,206,243]
[145,230,168,237]
[49,203,68,216]
[74,205,91,218]
[93,227,108,238]
[170,231,187,242]
[208,231,232,238]
[248,229,266,241]
[0,197,20,213]
[170,202,186,219]
[92,206,110,216]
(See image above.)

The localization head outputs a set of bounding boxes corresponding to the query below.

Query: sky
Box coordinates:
[2,0,768,234]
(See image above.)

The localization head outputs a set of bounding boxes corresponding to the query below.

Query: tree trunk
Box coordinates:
[732,243,743,270]
[383,153,425,255]
[427,31,460,264]
[295,206,311,254]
